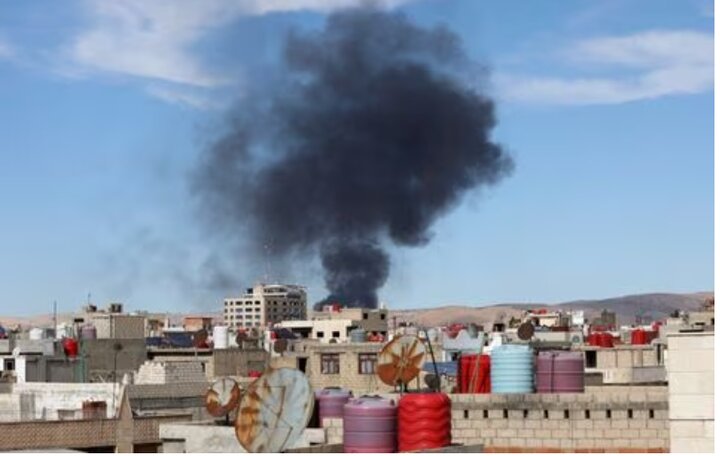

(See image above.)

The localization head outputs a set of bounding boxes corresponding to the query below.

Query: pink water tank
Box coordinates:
[343,396,397,453]
[317,388,352,424]
[536,351,584,393]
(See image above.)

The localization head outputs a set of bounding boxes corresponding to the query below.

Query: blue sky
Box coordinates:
[0,0,713,315]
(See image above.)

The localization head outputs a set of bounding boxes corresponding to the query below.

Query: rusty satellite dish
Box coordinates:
[376,335,426,387]
[235,367,314,453]
[517,322,535,341]
[205,377,242,417]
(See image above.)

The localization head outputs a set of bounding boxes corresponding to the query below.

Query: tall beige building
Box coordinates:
[224,283,307,329]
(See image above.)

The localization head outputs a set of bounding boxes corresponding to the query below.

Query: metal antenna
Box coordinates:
[53,300,58,339]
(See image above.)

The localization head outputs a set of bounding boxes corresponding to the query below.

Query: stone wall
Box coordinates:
[321,387,669,452]
[135,360,206,384]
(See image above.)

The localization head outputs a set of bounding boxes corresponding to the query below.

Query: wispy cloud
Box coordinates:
[146,85,226,110]
[65,0,415,107]
[496,30,713,105]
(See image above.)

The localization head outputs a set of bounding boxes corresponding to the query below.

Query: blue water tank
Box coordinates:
[491,344,534,393]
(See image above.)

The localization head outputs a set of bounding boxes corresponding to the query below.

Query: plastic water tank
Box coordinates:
[398,392,451,452]
[29,328,44,340]
[631,329,648,345]
[213,325,229,349]
[62,338,79,358]
[317,388,352,424]
[458,354,491,393]
[598,333,614,348]
[80,324,97,340]
[536,351,584,393]
[349,328,367,343]
[343,396,397,453]
[491,344,534,393]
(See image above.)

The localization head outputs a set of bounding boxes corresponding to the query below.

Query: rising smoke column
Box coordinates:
[194,8,514,309]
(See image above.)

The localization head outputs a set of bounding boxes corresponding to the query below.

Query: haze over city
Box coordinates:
[0,0,713,315]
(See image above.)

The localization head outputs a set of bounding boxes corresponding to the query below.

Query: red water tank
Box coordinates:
[598,333,614,348]
[631,329,646,345]
[458,354,491,393]
[587,333,599,346]
[248,370,262,378]
[62,338,78,358]
[398,393,451,452]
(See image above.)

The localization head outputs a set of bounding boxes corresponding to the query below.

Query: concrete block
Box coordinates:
[611,419,629,429]
[507,419,525,429]
[551,429,570,439]
[621,429,640,438]
[524,419,541,429]
[478,428,496,438]
[497,429,515,438]
[638,428,658,438]
[525,438,542,448]
[577,439,596,449]
[490,437,509,447]
[584,429,604,438]
[509,438,525,447]
[665,349,714,373]
[453,420,472,429]
[574,420,593,429]
[508,410,524,419]
[603,429,622,438]
[628,419,647,429]
[647,419,668,430]
[517,429,534,438]
[541,438,560,448]
[488,409,504,419]
[490,419,507,429]
[669,395,714,419]
[671,437,713,453]
[669,372,715,395]
[667,333,714,351]
[670,420,714,438]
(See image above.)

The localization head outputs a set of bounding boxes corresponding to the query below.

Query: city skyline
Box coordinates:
[0,0,713,315]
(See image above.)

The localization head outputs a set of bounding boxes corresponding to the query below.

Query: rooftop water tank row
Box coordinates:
[631,329,658,345]
[343,396,397,453]
[490,344,534,393]
[587,332,614,347]
[535,351,584,393]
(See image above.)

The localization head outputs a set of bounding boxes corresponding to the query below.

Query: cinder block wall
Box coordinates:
[321,387,669,453]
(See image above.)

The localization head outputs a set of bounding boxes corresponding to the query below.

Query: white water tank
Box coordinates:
[29,328,44,340]
[213,325,229,349]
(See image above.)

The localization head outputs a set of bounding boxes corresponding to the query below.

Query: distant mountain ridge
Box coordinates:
[389,292,713,328]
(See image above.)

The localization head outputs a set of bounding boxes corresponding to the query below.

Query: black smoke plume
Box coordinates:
[193,8,513,310]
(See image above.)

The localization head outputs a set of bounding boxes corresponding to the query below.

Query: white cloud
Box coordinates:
[496,30,714,105]
[145,85,225,110]
[67,0,415,93]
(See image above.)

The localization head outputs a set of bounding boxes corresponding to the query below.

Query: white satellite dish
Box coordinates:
[235,367,314,453]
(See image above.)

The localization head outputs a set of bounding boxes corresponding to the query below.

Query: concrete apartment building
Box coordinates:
[224,283,307,329]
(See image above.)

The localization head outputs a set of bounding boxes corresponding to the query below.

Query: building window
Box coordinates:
[358,353,377,375]
[363,312,368,319]
[321,354,340,374]
[380,313,386,320]
[332,331,340,338]
[316,331,325,339]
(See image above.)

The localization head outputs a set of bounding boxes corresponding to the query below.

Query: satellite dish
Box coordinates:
[193,329,209,348]
[424,373,440,390]
[273,339,288,354]
[235,368,314,453]
[206,377,242,417]
[517,322,535,341]
[376,335,426,387]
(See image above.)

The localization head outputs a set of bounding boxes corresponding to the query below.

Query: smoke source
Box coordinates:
[194,8,513,310]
